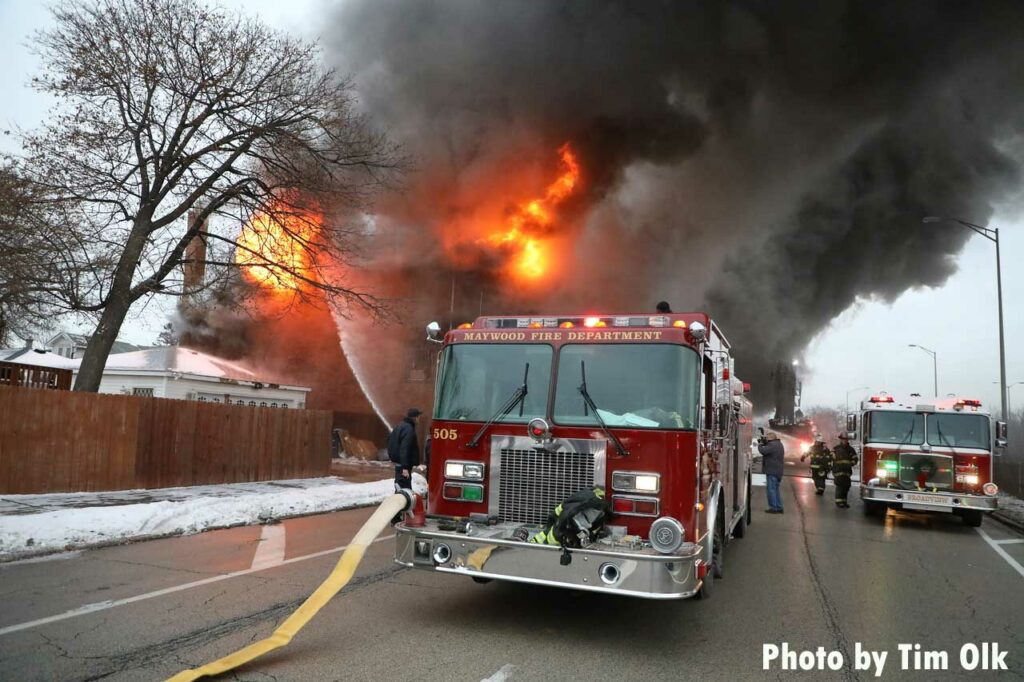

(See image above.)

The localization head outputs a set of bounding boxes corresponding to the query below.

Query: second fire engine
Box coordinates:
[849,393,1006,526]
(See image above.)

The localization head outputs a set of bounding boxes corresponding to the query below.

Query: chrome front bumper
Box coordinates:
[861,484,998,513]
[394,521,704,599]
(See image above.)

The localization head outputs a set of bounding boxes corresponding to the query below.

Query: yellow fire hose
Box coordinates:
[167,492,412,681]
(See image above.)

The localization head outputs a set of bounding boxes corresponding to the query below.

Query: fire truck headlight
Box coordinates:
[956,474,979,485]
[876,460,898,480]
[612,471,660,494]
[649,517,685,554]
[983,482,999,496]
[444,460,485,481]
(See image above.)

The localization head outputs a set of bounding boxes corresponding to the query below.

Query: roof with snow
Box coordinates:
[73,347,310,392]
[0,348,79,369]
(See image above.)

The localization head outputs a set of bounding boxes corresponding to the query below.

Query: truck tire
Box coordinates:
[471,576,493,584]
[712,506,725,579]
[745,474,753,526]
[961,510,983,527]
[863,500,885,517]
[696,570,714,599]
[733,480,750,539]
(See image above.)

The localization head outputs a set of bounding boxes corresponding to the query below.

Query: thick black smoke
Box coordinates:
[325,0,1024,405]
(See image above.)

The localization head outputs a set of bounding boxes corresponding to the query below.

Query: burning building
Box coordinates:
[182,1,1024,438]
[314,0,1024,418]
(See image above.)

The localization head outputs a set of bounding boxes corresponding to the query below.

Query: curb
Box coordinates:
[0,500,385,565]
[991,510,1024,535]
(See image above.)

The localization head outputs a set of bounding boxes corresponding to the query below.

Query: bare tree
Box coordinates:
[0,157,72,346]
[22,0,401,390]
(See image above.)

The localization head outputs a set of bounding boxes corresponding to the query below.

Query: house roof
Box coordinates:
[47,332,89,346]
[46,332,141,354]
[0,348,80,369]
[69,346,310,391]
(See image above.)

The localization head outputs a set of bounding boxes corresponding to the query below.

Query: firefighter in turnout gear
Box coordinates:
[832,433,859,508]
[800,434,833,495]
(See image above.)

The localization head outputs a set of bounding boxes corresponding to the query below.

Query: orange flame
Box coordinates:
[480,143,580,282]
[236,205,320,292]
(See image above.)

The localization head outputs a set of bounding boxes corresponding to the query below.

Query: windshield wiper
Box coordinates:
[933,420,957,453]
[466,363,530,448]
[578,360,629,458]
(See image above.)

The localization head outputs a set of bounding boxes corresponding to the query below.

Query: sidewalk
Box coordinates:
[0,468,423,563]
[993,493,1024,533]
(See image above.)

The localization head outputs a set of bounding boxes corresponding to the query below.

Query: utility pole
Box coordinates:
[908,344,938,397]
[923,217,1007,423]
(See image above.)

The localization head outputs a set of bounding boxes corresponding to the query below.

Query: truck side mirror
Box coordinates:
[425,321,443,344]
[716,403,731,436]
[846,413,857,434]
[996,420,1008,449]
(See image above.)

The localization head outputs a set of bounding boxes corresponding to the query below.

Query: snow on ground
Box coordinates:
[0,474,426,562]
[994,492,1024,531]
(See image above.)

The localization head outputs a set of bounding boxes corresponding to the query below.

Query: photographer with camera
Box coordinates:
[757,429,785,514]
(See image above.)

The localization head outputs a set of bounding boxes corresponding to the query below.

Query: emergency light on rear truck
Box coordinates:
[954,399,982,411]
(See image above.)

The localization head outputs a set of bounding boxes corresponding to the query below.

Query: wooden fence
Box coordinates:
[0,361,72,390]
[0,385,332,494]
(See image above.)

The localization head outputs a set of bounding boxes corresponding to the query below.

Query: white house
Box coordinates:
[78,347,311,408]
[46,332,142,359]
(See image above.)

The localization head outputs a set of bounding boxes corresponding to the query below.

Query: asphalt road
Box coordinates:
[1,476,1021,682]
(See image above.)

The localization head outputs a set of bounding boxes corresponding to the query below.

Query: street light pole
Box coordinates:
[995,381,1023,415]
[846,386,870,415]
[923,216,1008,422]
[908,344,938,397]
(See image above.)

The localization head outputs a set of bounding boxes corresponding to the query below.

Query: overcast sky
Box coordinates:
[1,0,1020,413]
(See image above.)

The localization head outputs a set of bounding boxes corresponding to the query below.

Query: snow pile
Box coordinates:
[994,492,1024,531]
[0,474,426,561]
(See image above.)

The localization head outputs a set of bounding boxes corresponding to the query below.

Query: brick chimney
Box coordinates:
[183,209,207,292]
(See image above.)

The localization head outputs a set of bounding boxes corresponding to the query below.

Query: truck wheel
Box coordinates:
[471,576,493,584]
[863,500,885,517]
[961,510,983,528]
[745,475,753,526]
[733,485,749,539]
[712,507,725,579]
[696,570,714,599]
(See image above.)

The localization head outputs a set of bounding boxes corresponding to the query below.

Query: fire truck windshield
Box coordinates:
[434,344,552,422]
[553,344,699,430]
[927,413,990,449]
[866,411,925,445]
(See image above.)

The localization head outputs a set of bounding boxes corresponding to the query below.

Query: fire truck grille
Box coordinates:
[898,453,954,490]
[496,448,597,525]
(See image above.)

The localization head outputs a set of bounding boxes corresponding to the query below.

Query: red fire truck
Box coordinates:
[395,312,754,599]
[849,393,1007,526]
